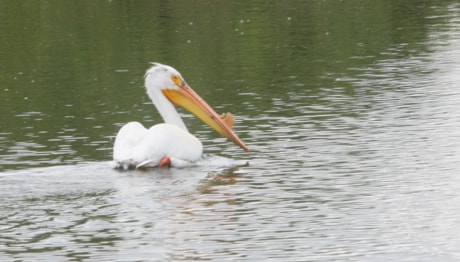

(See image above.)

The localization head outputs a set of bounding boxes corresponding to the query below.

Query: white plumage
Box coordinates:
[113,63,248,169]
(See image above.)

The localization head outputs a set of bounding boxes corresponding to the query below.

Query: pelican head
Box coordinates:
[144,63,249,152]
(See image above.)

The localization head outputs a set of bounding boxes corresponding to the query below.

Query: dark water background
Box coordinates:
[1,1,460,261]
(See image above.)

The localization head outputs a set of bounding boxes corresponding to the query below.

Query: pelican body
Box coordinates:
[113,63,248,169]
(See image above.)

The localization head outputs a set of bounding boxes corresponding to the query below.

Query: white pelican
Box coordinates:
[113,63,249,169]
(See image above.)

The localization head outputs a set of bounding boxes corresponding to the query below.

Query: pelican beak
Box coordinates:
[162,83,249,152]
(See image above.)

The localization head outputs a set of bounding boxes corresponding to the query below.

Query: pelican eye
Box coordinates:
[171,74,183,87]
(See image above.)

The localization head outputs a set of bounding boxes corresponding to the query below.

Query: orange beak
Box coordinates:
[162,84,249,152]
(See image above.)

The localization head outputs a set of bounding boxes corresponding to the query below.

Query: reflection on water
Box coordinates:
[0,162,248,261]
[1,1,460,261]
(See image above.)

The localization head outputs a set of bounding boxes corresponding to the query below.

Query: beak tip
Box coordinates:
[240,143,249,152]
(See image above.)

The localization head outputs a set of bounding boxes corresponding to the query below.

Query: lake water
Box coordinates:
[1,1,460,261]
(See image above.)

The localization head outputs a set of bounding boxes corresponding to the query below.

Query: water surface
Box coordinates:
[1,1,460,261]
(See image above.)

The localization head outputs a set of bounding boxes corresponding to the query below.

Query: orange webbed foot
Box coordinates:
[159,156,171,168]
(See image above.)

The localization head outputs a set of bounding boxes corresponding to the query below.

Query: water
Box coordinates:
[1,1,460,261]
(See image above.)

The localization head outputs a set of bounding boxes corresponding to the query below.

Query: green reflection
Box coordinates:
[0,0,455,170]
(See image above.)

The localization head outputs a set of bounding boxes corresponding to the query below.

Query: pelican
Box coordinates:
[113,63,249,169]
